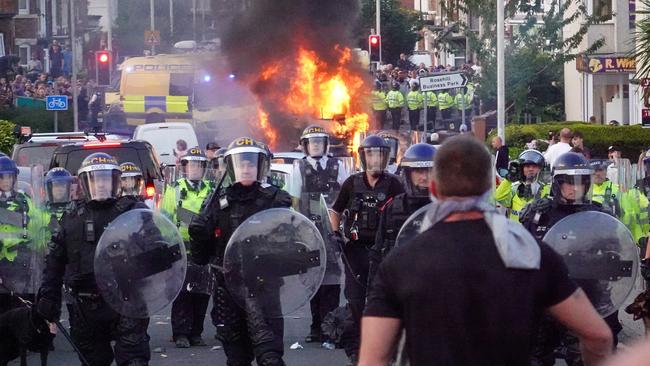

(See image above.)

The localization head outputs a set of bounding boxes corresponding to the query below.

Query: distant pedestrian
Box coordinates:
[544,128,572,168]
[492,136,509,177]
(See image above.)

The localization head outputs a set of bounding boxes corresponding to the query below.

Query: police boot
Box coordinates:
[175,335,190,348]
[189,335,206,347]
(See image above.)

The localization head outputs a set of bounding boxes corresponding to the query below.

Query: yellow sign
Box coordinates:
[144,30,161,46]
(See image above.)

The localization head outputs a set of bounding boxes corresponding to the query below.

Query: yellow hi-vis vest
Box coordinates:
[437,92,454,110]
[406,91,424,110]
[423,91,438,108]
[123,95,190,114]
[455,93,473,110]
[386,90,405,109]
[371,90,388,111]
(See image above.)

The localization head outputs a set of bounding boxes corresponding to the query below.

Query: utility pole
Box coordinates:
[376,0,382,63]
[150,0,156,55]
[107,0,113,52]
[169,0,174,40]
[193,0,197,42]
[70,0,78,131]
[497,0,505,143]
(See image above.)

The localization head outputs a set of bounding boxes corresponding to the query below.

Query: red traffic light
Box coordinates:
[369,35,380,46]
[97,52,109,64]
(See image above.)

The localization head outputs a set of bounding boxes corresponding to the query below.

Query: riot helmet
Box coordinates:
[400,143,436,197]
[224,137,271,186]
[551,152,593,205]
[215,147,227,174]
[180,147,208,182]
[358,135,390,177]
[0,156,18,193]
[77,153,121,202]
[119,162,144,197]
[300,125,329,159]
[45,167,73,204]
[589,159,611,185]
[377,131,399,165]
[518,149,545,183]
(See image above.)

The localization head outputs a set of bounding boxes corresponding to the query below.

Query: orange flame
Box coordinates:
[256,45,369,152]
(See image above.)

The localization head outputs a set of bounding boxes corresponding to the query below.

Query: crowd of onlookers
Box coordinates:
[376,53,481,85]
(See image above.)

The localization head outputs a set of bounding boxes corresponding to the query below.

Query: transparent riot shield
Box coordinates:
[395,202,433,247]
[615,158,634,192]
[94,209,187,318]
[30,165,45,208]
[223,208,326,318]
[542,211,638,317]
[162,165,180,187]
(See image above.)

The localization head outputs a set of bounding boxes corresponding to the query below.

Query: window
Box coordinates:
[18,45,30,66]
[19,0,29,15]
[594,0,612,21]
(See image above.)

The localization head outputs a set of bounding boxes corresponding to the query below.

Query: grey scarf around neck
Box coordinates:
[420,191,540,270]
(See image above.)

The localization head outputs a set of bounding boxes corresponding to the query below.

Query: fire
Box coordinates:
[255,45,369,151]
[257,109,277,148]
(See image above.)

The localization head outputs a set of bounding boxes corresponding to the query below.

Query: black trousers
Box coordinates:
[308,284,341,337]
[408,109,421,131]
[211,277,284,366]
[426,107,437,125]
[373,110,387,130]
[68,297,150,366]
[340,244,370,357]
[171,291,210,340]
[389,108,402,130]
[440,108,452,119]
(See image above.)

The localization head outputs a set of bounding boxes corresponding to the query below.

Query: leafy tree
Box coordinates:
[357,0,423,65]
[630,0,650,79]
[438,0,605,121]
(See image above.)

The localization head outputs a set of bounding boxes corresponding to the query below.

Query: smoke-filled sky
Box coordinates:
[221,0,362,150]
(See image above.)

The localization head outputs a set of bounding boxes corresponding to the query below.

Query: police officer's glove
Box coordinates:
[506,160,522,182]
[640,258,650,281]
[35,296,60,323]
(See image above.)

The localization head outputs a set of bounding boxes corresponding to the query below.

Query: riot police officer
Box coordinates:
[368,143,435,284]
[35,153,152,366]
[0,156,43,314]
[161,148,214,348]
[189,137,292,366]
[494,149,549,221]
[119,162,145,199]
[43,167,73,237]
[293,125,346,343]
[330,135,404,363]
[520,152,621,366]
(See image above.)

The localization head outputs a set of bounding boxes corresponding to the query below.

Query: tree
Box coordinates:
[356,0,423,65]
[438,0,605,122]
[630,0,650,80]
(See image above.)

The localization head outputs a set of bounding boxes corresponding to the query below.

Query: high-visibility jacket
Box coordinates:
[406,91,424,111]
[592,181,649,244]
[0,192,44,261]
[423,91,438,108]
[494,179,550,221]
[161,178,213,242]
[455,93,473,110]
[123,95,190,114]
[437,92,454,110]
[386,90,405,109]
[371,90,388,111]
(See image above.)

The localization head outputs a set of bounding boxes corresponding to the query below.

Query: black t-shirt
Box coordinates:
[332,172,404,214]
[364,219,577,366]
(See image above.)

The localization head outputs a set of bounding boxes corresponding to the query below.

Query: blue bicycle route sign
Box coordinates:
[46,95,69,111]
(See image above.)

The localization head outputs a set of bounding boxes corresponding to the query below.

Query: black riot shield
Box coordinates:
[223,208,326,318]
[543,211,638,317]
[94,209,187,318]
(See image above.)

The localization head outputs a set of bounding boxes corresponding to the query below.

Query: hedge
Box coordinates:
[0,107,74,134]
[0,120,16,155]
[487,122,650,161]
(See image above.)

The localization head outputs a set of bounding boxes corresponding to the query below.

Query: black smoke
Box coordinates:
[222,0,362,150]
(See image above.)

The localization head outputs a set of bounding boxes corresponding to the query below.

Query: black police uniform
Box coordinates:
[189,182,292,366]
[332,172,403,358]
[296,157,342,341]
[37,196,151,366]
[521,198,622,366]
[368,193,430,284]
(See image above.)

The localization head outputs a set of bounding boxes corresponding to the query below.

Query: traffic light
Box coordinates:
[369,35,381,62]
[95,50,112,86]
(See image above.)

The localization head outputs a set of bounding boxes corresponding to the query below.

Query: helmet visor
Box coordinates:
[0,173,15,192]
[554,174,592,205]
[403,167,434,197]
[182,160,206,181]
[47,180,71,204]
[361,147,389,175]
[120,176,144,197]
[385,139,399,163]
[81,170,120,201]
[303,137,328,158]
[227,152,269,186]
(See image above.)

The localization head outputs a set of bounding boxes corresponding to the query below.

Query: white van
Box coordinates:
[133,122,199,166]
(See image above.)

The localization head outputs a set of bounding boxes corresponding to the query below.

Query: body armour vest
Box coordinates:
[344,173,393,242]
[298,158,341,212]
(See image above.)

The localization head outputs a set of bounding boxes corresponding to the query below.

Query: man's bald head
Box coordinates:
[560,128,572,143]
[491,136,503,149]
[434,136,492,197]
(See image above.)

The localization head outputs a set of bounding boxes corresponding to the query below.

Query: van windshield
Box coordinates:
[137,128,197,165]
[52,147,160,180]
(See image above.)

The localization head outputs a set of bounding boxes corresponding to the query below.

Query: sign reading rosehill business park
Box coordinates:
[576,55,636,74]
